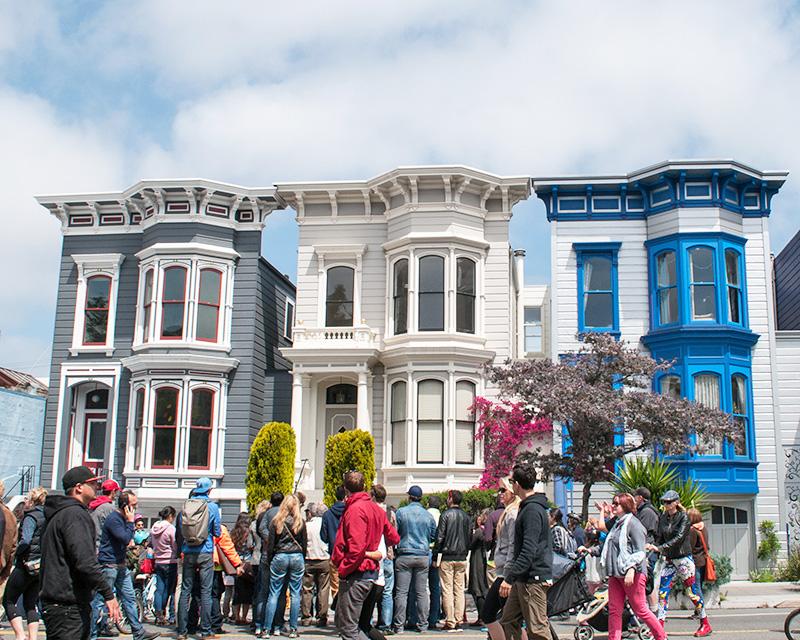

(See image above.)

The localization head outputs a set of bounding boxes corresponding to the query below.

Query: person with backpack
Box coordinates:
[175,477,222,640]
[3,486,46,640]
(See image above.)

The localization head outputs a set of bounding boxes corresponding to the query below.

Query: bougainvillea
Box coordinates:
[473,396,551,489]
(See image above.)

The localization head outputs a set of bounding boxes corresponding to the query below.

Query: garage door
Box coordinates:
[708,505,752,580]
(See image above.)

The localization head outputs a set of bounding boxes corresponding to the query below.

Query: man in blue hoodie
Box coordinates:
[320,484,346,603]
[176,477,221,640]
[392,485,437,634]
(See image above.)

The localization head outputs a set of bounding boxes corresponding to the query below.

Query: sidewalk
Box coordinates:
[719,580,800,608]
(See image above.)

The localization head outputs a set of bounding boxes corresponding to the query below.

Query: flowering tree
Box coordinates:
[473,397,551,488]
[486,333,737,520]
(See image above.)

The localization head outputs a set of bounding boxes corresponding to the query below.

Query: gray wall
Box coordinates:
[0,388,45,492]
[775,230,800,331]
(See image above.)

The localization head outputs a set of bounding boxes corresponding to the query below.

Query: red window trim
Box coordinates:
[187,388,215,470]
[82,275,112,346]
[142,269,154,344]
[160,266,187,340]
[151,387,179,469]
[196,268,222,343]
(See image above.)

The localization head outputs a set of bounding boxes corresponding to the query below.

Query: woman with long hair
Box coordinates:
[260,494,307,638]
[468,509,491,626]
[646,491,711,637]
[3,486,46,640]
[230,511,256,624]
[687,508,710,605]
[150,505,178,626]
[481,477,520,640]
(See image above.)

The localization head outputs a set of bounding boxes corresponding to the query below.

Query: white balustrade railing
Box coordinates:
[291,326,381,348]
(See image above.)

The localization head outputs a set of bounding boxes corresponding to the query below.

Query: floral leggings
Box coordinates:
[657,556,706,621]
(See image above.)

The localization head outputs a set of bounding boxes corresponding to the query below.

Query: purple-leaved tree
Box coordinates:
[483,333,737,520]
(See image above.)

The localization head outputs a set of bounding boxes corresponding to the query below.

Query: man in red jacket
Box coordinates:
[332,471,400,640]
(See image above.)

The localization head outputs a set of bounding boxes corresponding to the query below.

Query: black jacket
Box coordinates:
[40,495,114,605]
[503,493,552,584]
[636,500,660,545]
[268,516,308,558]
[656,509,691,559]
[435,507,471,561]
[16,506,45,564]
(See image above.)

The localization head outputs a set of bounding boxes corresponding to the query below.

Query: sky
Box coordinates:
[1,0,800,379]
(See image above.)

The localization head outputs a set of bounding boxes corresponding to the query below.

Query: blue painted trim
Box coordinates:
[574,243,620,334]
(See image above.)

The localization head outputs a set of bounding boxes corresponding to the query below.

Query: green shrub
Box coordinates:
[757,520,781,567]
[399,488,499,517]
[749,568,776,582]
[245,421,296,512]
[777,546,800,582]
[324,430,375,506]
[710,553,732,586]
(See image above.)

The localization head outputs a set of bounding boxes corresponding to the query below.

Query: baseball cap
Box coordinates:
[407,485,423,499]
[660,490,680,503]
[194,477,213,495]
[62,466,100,492]
[102,479,121,493]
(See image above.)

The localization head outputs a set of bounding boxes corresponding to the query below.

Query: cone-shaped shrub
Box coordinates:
[324,430,375,506]
[245,421,296,512]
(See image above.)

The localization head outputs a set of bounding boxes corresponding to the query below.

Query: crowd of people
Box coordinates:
[0,461,716,640]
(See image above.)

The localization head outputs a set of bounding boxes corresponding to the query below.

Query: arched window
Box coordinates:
[326,384,357,405]
[689,247,716,321]
[132,388,145,470]
[189,389,214,469]
[659,375,681,400]
[731,375,748,456]
[455,381,476,464]
[417,379,444,463]
[694,373,721,454]
[391,381,407,464]
[161,266,187,338]
[393,259,409,335]
[326,266,354,327]
[582,255,613,328]
[725,249,743,325]
[83,275,111,345]
[456,258,476,334]
[152,387,179,468]
[656,250,678,325]
[197,269,222,342]
[142,269,154,343]
[419,256,445,331]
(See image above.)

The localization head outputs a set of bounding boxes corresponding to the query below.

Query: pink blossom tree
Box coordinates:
[484,333,737,520]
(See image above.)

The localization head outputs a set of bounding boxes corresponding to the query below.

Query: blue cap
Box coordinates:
[194,477,213,495]
[407,485,423,499]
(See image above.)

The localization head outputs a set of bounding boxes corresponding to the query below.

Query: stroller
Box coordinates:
[571,583,654,640]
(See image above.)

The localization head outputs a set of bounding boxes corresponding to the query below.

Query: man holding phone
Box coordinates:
[93,489,160,640]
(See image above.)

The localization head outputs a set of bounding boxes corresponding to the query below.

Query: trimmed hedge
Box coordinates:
[324,430,375,506]
[245,421,296,512]
[399,488,499,516]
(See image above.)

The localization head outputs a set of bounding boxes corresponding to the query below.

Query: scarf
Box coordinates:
[601,513,645,573]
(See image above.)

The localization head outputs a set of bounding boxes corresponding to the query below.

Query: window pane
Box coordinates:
[660,375,681,400]
[723,506,735,524]
[456,258,475,295]
[134,389,145,427]
[152,428,176,467]
[163,267,186,300]
[694,374,720,408]
[456,381,475,421]
[658,288,678,324]
[84,309,109,344]
[417,421,443,463]
[525,332,542,353]
[161,303,185,337]
[199,269,221,305]
[584,292,613,328]
[736,509,748,524]
[394,260,408,335]
[86,277,110,308]
[690,247,715,283]
[196,304,219,341]
[732,376,747,415]
[285,301,295,339]
[456,293,475,333]
[392,419,407,464]
[733,416,747,456]
[326,266,354,327]
[154,388,179,426]
[326,384,357,405]
[711,506,723,525]
[85,388,109,410]
[419,293,444,331]
[391,382,407,421]
[419,256,444,293]
[192,390,213,428]
[86,420,106,460]
[728,288,741,324]
[418,380,443,420]
[657,251,677,287]
[692,285,716,320]
[455,421,475,464]
[584,256,611,291]
[524,307,541,324]
[188,429,211,468]
[725,249,740,286]
[144,270,153,301]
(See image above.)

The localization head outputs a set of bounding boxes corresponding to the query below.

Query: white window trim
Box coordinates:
[523,306,544,356]
[70,254,125,356]
[320,262,360,328]
[284,298,295,341]
[133,243,237,351]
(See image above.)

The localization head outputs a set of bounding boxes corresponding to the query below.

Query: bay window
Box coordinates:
[725,249,743,325]
[417,379,444,463]
[456,258,476,334]
[326,266,355,327]
[391,381,407,464]
[197,269,222,342]
[83,275,111,345]
[455,381,476,464]
[152,387,179,468]
[689,247,716,321]
[656,251,678,325]
[161,267,187,339]
[189,389,214,469]
[731,374,748,456]
[659,374,681,400]
[132,388,145,470]
[393,259,409,335]
[419,256,445,331]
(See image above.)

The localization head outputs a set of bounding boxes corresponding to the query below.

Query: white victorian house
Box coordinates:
[276,167,533,495]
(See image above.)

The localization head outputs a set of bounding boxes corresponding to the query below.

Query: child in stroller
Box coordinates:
[572,585,653,640]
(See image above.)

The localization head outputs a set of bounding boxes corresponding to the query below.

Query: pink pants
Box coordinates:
[608,573,665,640]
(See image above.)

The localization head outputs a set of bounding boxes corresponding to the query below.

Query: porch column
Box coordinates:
[357,371,371,433]
[291,372,304,457]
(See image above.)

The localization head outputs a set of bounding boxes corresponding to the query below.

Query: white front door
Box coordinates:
[708,504,753,580]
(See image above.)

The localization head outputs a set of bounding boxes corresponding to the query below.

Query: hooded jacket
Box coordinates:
[656,509,692,559]
[40,494,114,605]
[320,500,346,555]
[150,519,178,565]
[91,498,115,542]
[331,492,400,578]
[503,493,553,584]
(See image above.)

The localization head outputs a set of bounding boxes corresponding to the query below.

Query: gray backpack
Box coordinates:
[181,498,210,546]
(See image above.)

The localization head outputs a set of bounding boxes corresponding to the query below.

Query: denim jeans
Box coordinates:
[154,563,177,618]
[263,552,304,632]
[92,565,144,639]
[177,552,214,635]
[255,560,288,632]
[393,554,430,631]
[379,558,395,628]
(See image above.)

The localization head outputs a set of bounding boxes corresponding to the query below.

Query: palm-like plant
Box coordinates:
[611,457,709,512]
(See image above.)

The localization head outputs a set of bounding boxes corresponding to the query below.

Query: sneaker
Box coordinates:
[694,619,712,637]
[288,631,299,639]
[446,628,463,634]
[140,633,161,640]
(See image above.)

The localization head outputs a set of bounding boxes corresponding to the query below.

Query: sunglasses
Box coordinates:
[498,488,507,494]
[611,501,620,507]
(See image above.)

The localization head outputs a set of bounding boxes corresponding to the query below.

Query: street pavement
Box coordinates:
[0,607,787,639]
